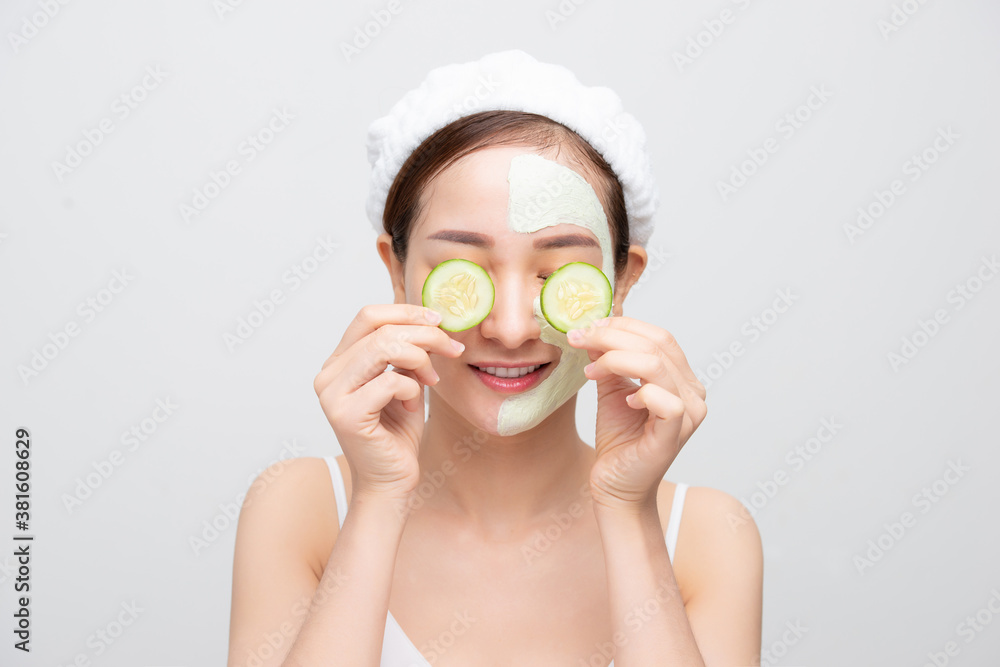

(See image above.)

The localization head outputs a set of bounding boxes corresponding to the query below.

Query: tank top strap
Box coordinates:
[665,482,689,562]
[324,456,348,529]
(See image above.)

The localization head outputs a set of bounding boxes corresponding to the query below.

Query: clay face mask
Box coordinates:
[496,153,615,436]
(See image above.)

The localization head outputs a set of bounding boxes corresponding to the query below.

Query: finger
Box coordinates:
[321,304,444,370]
[337,336,447,395]
[586,316,705,399]
[316,323,462,393]
[392,367,425,413]
[626,384,687,450]
[595,349,708,440]
[352,369,423,425]
[315,367,418,429]
[586,349,681,398]
[567,324,658,358]
[627,380,705,448]
[575,327,704,411]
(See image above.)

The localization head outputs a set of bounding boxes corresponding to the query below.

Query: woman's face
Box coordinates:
[402,144,615,436]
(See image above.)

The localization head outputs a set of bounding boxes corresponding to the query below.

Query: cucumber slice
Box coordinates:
[540,262,612,333]
[422,259,495,332]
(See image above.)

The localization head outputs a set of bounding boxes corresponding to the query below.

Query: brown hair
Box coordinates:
[382,110,630,282]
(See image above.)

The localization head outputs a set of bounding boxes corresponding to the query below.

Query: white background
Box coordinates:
[2,0,999,665]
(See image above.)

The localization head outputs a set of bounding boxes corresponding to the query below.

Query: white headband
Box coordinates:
[364,49,659,249]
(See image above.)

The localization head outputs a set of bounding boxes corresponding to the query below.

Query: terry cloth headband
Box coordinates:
[364,48,660,249]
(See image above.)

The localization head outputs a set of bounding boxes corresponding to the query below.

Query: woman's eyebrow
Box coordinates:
[426,230,493,248]
[426,230,598,250]
[533,233,599,250]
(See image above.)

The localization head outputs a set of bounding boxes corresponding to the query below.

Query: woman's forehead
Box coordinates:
[414,146,607,243]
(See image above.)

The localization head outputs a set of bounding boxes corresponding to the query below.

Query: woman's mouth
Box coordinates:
[468,362,552,394]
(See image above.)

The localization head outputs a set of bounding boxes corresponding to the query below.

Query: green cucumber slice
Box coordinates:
[540,262,612,333]
[422,259,495,332]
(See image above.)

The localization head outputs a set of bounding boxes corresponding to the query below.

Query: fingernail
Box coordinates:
[425,308,442,324]
[451,340,465,353]
[584,362,595,374]
[568,329,584,343]
[594,317,611,327]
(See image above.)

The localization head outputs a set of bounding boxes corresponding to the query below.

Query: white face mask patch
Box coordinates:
[495,153,615,436]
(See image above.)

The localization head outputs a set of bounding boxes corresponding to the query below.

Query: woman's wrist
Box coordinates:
[589,484,660,519]
[348,488,416,529]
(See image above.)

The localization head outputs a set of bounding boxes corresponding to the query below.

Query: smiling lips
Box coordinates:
[473,364,544,377]
[469,362,551,393]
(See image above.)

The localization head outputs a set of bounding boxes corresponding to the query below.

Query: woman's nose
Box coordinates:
[477,276,541,349]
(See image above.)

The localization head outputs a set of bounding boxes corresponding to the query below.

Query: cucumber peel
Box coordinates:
[540,262,612,333]
[422,259,495,332]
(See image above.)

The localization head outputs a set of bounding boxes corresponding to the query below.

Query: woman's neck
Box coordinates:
[417,391,595,540]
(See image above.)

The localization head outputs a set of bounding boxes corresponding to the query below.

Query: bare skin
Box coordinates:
[228,144,763,667]
[319,453,693,664]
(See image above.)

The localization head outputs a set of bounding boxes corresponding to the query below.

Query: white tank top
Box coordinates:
[324,455,689,667]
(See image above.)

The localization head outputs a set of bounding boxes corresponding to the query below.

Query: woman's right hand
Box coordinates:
[313,304,464,501]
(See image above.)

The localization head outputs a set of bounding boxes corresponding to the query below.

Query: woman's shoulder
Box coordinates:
[248,459,762,602]
[657,481,763,605]
[239,455,343,580]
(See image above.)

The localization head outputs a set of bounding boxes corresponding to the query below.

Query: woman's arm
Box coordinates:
[595,495,706,666]
[594,486,763,667]
[228,458,409,667]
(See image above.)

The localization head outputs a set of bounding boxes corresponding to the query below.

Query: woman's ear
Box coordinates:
[376,233,408,304]
[611,245,648,316]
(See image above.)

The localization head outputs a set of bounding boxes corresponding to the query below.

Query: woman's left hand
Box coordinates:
[567,315,708,511]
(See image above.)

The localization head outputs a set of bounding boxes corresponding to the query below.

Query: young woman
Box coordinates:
[229,51,762,667]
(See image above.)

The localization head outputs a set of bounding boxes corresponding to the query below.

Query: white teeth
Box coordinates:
[477,364,540,378]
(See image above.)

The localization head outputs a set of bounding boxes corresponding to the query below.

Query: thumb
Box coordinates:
[391,366,424,413]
